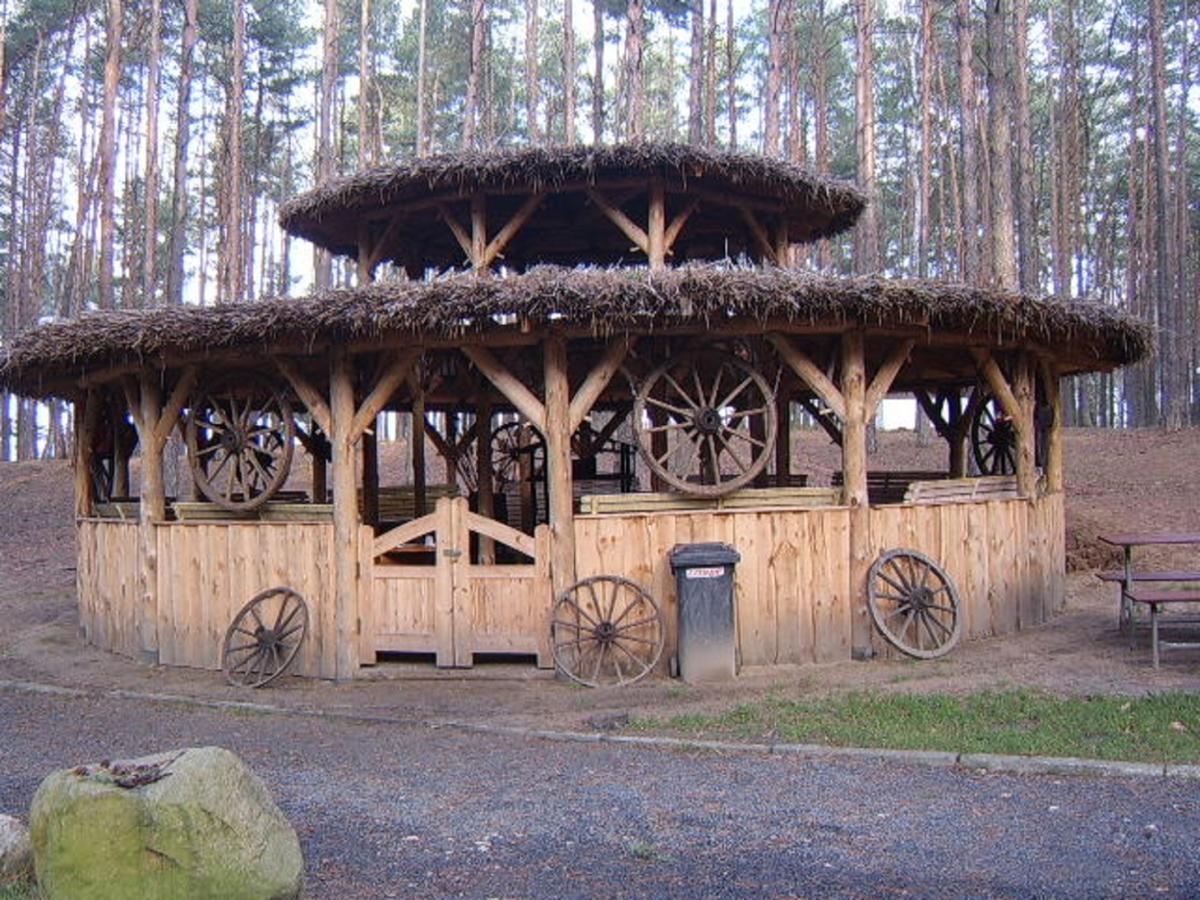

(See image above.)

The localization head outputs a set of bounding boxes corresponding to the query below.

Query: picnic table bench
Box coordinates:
[1098,532,1200,668]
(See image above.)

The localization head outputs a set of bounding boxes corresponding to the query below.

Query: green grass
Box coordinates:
[630,689,1200,763]
[0,879,39,900]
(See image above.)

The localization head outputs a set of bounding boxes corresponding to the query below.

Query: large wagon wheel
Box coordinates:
[187,373,295,511]
[490,421,545,488]
[221,587,309,687]
[867,549,963,660]
[550,575,664,687]
[632,352,778,496]
[970,394,1017,476]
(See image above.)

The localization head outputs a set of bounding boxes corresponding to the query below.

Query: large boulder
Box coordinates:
[29,746,303,900]
[0,813,34,883]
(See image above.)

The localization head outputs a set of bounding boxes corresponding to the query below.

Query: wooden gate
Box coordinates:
[368,497,553,668]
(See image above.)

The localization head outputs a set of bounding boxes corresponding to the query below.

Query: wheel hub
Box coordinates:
[594,621,617,643]
[693,407,723,436]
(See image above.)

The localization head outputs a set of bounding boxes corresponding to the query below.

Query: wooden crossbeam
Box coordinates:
[480,192,545,269]
[275,358,332,437]
[461,345,546,430]
[586,188,650,254]
[864,339,915,419]
[969,348,1023,427]
[152,366,198,446]
[568,338,631,433]
[364,213,409,272]
[437,202,474,264]
[738,205,777,262]
[768,334,847,421]
[664,199,699,253]
[348,350,421,441]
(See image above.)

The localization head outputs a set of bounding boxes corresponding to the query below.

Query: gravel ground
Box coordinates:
[2,690,1198,898]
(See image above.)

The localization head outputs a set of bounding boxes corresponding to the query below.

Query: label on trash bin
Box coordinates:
[685,567,725,579]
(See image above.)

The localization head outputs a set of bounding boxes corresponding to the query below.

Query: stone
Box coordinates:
[0,813,34,883]
[30,746,303,900]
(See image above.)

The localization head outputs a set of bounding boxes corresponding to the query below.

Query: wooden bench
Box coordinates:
[903,475,1020,505]
[833,470,947,505]
[1126,590,1200,668]
[578,485,841,515]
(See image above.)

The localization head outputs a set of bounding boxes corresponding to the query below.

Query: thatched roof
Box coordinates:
[0,266,1151,397]
[278,143,867,271]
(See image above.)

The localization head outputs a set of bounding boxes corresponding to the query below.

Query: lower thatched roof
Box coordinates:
[0,266,1152,397]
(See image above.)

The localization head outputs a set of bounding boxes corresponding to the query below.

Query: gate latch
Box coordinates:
[442,548,463,559]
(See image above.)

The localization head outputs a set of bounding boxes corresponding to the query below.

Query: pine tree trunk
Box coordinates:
[592,0,605,142]
[984,0,1017,290]
[956,0,979,283]
[97,0,122,310]
[763,0,786,156]
[725,0,736,147]
[854,0,879,272]
[625,0,645,140]
[704,0,716,145]
[813,0,830,268]
[315,0,338,288]
[917,0,933,279]
[688,0,704,145]
[463,0,486,149]
[564,0,576,143]
[359,0,376,167]
[221,0,245,303]
[1149,0,1180,426]
[166,0,198,306]
[416,0,429,155]
[526,0,540,142]
[1013,0,1036,292]
[142,0,162,307]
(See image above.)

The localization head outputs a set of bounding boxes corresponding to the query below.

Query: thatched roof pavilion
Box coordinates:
[0,143,1153,686]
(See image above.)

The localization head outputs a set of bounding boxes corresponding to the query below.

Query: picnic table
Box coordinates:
[1097,532,1200,668]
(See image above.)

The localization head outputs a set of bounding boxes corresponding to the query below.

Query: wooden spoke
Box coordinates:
[866,549,963,660]
[633,351,777,497]
[549,576,664,688]
[489,421,545,491]
[221,587,309,688]
[187,372,295,511]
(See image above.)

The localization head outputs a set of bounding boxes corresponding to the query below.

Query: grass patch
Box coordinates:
[0,879,39,900]
[627,840,673,863]
[630,689,1200,763]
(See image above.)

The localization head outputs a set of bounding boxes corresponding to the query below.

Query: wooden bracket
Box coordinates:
[568,338,631,433]
[768,333,847,421]
[461,345,547,431]
[349,350,421,442]
[664,199,699,255]
[586,188,650,255]
[437,203,474,265]
[737,205,777,263]
[864,339,915,420]
[275,358,333,437]
[480,192,545,270]
[969,348,1023,428]
[152,366,198,447]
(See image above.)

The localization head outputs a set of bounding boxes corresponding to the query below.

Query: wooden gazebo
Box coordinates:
[0,144,1150,684]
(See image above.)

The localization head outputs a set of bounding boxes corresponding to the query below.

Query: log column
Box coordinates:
[1013,352,1038,497]
[330,352,361,680]
[475,398,495,563]
[74,389,98,519]
[1039,359,1064,493]
[543,335,576,597]
[840,331,872,659]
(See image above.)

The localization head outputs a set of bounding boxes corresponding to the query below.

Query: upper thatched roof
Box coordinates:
[278,143,867,271]
[0,266,1151,398]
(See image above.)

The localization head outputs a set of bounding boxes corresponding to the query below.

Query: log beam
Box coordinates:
[437,202,474,264]
[586,188,650,255]
[349,350,421,441]
[462,345,547,430]
[970,348,1035,496]
[568,338,631,433]
[737,205,777,263]
[543,335,576,598]
[74,389,98,518]
[470,192,487,272]
[647,179,666,268]
[768,334,847,420]
[1038,358,1064,493]
[864,339,915,420]
[664,199,699,254]
[480,192,545,270]
[329,351,361,680]
[276,359,333,437]
[840,330,872,659]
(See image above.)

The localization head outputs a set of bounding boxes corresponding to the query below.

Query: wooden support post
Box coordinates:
[136,375,165,662]
[312,449,328,502]
[773,219,790,267]
[470,192,487,273]
[543,335,576,598]
[357,228,375,284]
[475,399,495,563]
[1039,359,1064,493]
[840,330,872,660]
[774,392,791,487]
[74,389,98,519]
[112,398,131,498]
[647,180,666,269]
[362,427,379,527]
[411,381,427,517]
[1012,353,1037,498]
[330,352,361,680]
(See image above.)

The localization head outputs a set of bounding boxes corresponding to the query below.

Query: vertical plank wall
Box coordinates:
[573,493,1064,669]
[77,520,143,659]
[154,522,338,678]
[574,506,854,668]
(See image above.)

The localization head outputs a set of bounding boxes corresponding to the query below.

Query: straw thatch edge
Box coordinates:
[0,265,1152,397]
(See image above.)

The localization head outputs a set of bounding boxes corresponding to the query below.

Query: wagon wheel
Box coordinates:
[632,352,778,496]
[490,421,545,488]
[221,587,309,688]
[867,549,963,660]
[970,394,1017,476]
[550,576,664,687]
[187,373,295,511]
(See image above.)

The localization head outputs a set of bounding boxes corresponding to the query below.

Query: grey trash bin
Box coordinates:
[669,542,741,683]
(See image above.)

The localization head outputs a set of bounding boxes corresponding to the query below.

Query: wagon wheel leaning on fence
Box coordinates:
[866,549,963,659]
[970,385,1054,477]
[550,575,665,687]
[632,351,778,496]
[186,372,295,511]
[221,587,309,687]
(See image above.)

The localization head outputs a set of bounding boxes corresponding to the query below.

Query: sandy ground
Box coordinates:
[0,428,1197,734]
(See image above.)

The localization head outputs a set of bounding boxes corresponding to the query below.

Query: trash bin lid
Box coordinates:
[669,542,741,569]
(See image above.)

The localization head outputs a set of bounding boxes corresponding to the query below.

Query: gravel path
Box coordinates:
[2,690,1198,898]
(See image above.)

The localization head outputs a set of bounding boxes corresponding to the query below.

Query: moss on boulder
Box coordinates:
[29,746,302,900]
